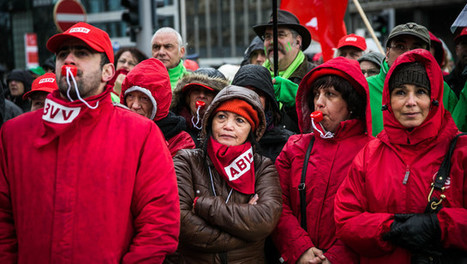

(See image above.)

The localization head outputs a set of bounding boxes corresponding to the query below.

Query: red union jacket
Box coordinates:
[334,49,467,263]
[272,57,373,263]
[0,87,180,263]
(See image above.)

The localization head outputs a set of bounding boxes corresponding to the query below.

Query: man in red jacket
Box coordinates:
[0,22,180,263]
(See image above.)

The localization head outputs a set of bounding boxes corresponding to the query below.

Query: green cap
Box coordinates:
[386,22,431,49]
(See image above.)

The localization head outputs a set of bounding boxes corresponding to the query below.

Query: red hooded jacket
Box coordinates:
[273,57,373,263]
[335,49,467,263]
[0,86,180,263]
[121,58,195,157]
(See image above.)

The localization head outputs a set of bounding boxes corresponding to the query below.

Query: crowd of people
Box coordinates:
[0,7,466,264]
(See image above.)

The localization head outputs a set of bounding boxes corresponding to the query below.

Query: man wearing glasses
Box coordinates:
[367,22,458,136]
[253,10,316,133]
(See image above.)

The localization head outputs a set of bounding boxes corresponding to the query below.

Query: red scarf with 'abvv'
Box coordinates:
[207,137,255,194]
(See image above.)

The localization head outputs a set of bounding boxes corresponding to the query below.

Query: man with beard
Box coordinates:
[253,10,315,133]
[0,22,180,263]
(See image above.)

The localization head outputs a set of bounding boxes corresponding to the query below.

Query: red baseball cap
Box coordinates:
[337,34,367,51]
[46,22,114,64]
[23,73,58,100]
[454,27,467,42]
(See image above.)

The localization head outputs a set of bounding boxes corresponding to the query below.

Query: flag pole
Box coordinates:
[352,0,385,54]
[273,0,278,77]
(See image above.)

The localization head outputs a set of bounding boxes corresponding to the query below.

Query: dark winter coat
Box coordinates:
[171,86,282,263]
[0,83,23,127]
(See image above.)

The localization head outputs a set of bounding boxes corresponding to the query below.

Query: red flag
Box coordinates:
[280,0,348,62]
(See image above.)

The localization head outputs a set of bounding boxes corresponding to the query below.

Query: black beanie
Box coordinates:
[389,62,430,93]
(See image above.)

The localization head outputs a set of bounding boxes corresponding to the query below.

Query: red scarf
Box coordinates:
[207,137,255,194]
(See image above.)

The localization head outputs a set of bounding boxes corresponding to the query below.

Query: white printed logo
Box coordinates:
[69,27,90,34]
[42,99,81,124]
[345,37,357,42]
[224,148,254,181]
[306,17,318,30]
[39,78,55,84]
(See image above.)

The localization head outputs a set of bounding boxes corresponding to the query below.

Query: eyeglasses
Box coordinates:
[389,43,427,53]
[263,32,292,41]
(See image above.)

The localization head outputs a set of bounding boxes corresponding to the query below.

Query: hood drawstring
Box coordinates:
[310,111,334,139]
[191,100,205,130]
[62,65,99,110]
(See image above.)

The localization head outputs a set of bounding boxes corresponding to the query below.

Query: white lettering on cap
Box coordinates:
[345,37,357,42]
[224,148,254,181]
[42,99,81,124]
[39,78,55,84]
[69,27,90,34]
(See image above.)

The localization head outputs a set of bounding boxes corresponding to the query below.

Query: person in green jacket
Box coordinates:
[367,22,458,136]
[452,81,467,131]
[253,10,315,133]
[151,27,188,90]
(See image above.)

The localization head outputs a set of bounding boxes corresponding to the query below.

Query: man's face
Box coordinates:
[29,91,49,111]
[8,80,25,97]
[151,32,185,69]
[360,61,380,78]
[338,46,363,60]
[55,38,114,100]
[455,36,467,67]
[263,27,301,71]
[125,91,154,119]
[386,35,428,68]
[249,50,266,65]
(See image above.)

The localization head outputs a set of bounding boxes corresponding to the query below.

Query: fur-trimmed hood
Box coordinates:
[171,72,229,114]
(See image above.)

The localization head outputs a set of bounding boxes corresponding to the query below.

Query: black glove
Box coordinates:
[382,214,441,255]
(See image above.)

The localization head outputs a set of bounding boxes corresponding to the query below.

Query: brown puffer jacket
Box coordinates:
[170,86,283,263]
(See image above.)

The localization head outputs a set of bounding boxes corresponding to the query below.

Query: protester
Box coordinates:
[358,52,385,78]
[171,67,229,146]
[107,47,148,103]
[445,27,467,98]
[335,33,367,60]
[367,22,458,136]
[335,49,467,263]
[151,27,188,89]
[253,10,316,133]
[42,56,55,73]
[0,22,180,263]
[6,69,33,112]
[22,72,58,111]
[241,36,267,66]
[170,85,282,263]
[232,64,294,162]
[0,82,22,127]
[429,31,447,75]
[121,58,195,156]
[272,57,372,264]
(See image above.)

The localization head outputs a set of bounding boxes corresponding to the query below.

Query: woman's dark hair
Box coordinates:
[306,75,366,120]
[113,47,148,68]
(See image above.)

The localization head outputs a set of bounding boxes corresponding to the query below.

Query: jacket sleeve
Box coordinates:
[195,156,283,242]
[442,81,459,115]
[174,151,247,253]
[0,127,17,263]
[452,82,467,132]
[334,146,395,258]
[271,138,314,264]
[436,139,467,251]
[122,124,180,264]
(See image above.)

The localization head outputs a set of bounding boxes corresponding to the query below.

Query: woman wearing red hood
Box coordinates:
[272,57,373,264]
[335,49,467,263]
[121,58,195,156]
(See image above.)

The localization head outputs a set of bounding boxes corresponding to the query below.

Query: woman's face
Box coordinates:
[212,111,251,146]
[116,51,137,71]
[390,84,431,128]
[313,86,350,132]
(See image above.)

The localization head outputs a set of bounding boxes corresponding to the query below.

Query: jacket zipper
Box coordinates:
[402,166,410,185]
